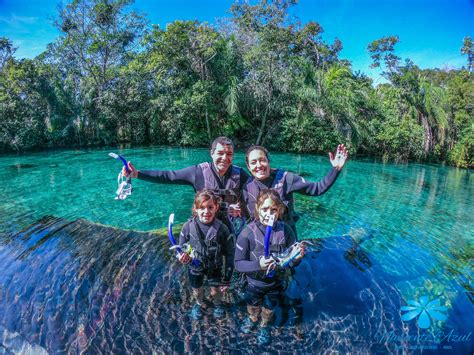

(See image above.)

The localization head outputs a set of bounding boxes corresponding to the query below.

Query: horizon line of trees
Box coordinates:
[0,0,472,168]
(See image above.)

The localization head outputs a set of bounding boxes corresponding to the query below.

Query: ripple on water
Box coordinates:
[0,148,472,352]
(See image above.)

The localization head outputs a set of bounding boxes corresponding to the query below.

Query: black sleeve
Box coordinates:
[234,228,261,273]
[287,168,339,196]
[239,168,250,189]
[137,165,198,187]
[220,225,235,281]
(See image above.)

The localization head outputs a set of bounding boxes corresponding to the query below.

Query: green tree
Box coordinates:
[0,58,48,151]
[230,0,299,145]
[144,21,223,145]
[446,69,474,167]
[373,84,424,161]
[53,0,147,143]
[0,37,16,72]
[461,36,473,73]
[368,35,400,74]
[369,38,449,158]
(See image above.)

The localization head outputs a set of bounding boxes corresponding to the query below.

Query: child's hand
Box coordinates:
[296,244,305,260]
[291,243,308,267]
[178,252,192,264]
[259,256,274,270]
[219,285,229,293]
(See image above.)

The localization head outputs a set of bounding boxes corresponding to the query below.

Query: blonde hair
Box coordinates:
[254,189,286,220]
[192,189,221,217]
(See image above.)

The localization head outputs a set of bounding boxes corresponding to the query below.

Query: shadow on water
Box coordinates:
[0,217,470,353]
[8,164,38,171]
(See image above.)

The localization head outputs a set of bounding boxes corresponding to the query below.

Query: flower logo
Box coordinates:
[401,295,448,329]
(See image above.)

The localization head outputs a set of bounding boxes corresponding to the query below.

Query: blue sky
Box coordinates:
[0,0,472,83]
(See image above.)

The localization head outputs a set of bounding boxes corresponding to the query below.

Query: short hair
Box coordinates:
[254,189,285,220]
[211,136,234,153]
[192,189,222,217]
[245,145,270,165]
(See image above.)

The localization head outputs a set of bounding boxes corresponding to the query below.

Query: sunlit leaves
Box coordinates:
[0,0,472,168]
[461,36,473,72]
[368,36,400,71]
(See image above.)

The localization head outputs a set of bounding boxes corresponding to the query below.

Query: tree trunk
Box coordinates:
[143,115,151,144]
[256,107,268,145]
[45,102,52,131]
[205,108,211,143]
[420,112,433,154]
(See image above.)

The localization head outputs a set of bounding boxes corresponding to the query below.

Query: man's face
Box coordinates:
[211,143,234,176]
[247,149,270,180]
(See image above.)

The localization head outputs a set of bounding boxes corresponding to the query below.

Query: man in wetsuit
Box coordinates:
[123,136,249,233]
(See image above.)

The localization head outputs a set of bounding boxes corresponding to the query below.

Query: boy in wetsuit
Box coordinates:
[234,189,306,345]
[178,190,235,319]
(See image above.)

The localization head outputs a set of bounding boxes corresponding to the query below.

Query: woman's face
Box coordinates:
[247,149,270,180]
[195,199,218,224]
[258,197,279,225]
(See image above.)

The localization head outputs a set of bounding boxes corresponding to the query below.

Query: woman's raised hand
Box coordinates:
[329,144,349,171]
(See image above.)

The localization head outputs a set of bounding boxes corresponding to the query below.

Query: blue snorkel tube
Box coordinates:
[109,152,132,200]
[168,214,200,267]
[263,214,276,277]
[263,214,275,258]
[263,212,309,274]
[109,152,130,174]
[167,214,182,253]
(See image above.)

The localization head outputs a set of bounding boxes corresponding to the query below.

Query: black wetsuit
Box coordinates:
[138,163,249,232]
[234,220,296,309]
[243,167,339,236]
[179,217,234,288]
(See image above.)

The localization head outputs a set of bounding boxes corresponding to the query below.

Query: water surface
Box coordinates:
[0,147,472,353]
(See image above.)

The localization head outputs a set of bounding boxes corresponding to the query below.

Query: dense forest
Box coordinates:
[0,0,472,168]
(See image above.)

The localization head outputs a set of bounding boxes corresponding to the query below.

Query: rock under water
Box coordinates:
[0,216,469,353]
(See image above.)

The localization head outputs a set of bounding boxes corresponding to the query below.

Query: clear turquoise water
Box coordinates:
[3,147,471,237]
[0,146,473,353]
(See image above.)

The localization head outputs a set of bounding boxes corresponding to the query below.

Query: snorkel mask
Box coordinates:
[262,214,311,276]
[168,213,201,267]
[109,152,132,200]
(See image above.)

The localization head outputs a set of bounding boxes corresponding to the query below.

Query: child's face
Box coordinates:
[258,197,279,226]
[196,199,218,224]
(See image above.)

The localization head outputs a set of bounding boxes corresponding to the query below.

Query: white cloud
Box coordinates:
[0,14,39,27]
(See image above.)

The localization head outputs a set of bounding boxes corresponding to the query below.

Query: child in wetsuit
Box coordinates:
[178,189,235,319]
[234,189,305,345]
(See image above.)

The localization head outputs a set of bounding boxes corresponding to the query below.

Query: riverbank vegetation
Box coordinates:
[0,0,472,167]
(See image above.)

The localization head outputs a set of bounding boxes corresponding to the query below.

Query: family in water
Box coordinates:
[123,136,348,345]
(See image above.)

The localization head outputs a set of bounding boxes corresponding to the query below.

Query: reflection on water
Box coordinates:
[0,147,473,352]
